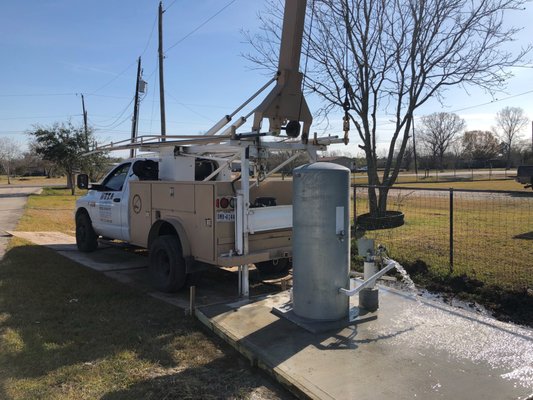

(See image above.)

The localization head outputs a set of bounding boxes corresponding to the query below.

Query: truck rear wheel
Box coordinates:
[255,258,291,275]
[75,212,98,252]
[149,235,186,293]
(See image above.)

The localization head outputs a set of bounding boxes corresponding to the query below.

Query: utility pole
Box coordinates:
[80,94,89,150]
[158,1,167,141]
[131,57,142,158]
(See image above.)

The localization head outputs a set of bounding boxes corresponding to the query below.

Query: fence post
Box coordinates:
[449,188,454,274]
[353,185,357,227]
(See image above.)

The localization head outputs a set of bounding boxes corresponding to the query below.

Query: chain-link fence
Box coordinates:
[353,185,533,290]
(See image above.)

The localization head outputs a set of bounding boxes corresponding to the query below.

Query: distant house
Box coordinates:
[318,156,357,172]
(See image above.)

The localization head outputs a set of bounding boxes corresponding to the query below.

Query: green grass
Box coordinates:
[350,169,526,190]
[0,176,67,186]
[354,190,533,289]
[0,189,287,399]
[392,180,530,191]
[17,188,84,233]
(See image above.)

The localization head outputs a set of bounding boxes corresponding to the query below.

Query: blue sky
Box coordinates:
[0,0,532,157]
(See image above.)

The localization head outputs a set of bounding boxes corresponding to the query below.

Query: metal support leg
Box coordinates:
[238,264,250,298]
[243,264,249,297]
[238,265,242,295]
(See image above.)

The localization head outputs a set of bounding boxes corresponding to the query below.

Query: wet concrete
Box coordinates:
[197,288,533,400]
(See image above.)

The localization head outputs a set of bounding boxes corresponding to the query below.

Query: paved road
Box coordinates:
[0,187,42,259]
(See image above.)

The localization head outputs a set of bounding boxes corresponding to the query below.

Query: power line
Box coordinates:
[165,91,215,122]
[86,60,138,96]
[450,88,533,113]
[87,9,158,96]
[0,114,82,121]
[90,96,135,129]
[0,93,75,97]
[164,0,179,12]
[165,0,238,53]
[141,14,158,57]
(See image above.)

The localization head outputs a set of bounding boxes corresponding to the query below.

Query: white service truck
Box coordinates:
[76,153,295,292]
[74,0,347,294]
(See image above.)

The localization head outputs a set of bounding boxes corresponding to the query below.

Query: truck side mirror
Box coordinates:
[77,174,89,190]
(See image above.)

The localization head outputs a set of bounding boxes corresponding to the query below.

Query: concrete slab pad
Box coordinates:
[196,288,533,400]
[8,231,148,271]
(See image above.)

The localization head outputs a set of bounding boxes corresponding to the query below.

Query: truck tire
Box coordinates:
[149,235,187,293]
[255,258,291,275]
[75,212,98,252]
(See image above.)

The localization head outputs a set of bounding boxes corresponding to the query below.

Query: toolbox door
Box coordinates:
[193,185,215,262]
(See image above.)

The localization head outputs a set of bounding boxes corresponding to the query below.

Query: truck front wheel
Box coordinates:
[149,235,186,293]
[75,212,98,252]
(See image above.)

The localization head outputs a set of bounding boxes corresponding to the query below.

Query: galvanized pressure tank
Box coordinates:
[292,162,350,321]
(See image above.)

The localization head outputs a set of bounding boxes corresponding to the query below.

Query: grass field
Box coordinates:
[353,184,533,325]
[354,187,533,290]
[17,187,81,233]
[0,176,67,186]
[392,179,530,191]
[350,169,527,191]
[0,188,287,399]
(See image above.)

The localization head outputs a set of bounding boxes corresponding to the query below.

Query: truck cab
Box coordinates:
[75,159,158,245]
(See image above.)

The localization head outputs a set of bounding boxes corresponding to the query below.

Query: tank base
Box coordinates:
[272,301,377,334]
[359,288,379,312]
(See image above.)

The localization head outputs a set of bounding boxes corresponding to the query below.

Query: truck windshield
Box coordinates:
[102,163,131,191]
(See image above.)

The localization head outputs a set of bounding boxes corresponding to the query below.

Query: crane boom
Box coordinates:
[252,0,312,142]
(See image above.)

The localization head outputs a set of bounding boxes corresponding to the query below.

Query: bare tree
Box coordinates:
[400,142,414,171]
[0,138,22,184]
[495,106,529,168]
[419,112,465,170]
[246,0,530,217]
[461,130,500,164]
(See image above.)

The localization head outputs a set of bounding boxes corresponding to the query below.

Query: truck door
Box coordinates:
[93,162,132,240]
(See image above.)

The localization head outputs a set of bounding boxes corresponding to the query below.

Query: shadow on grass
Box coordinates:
[514,231,533,240]
[100,355,283,400]
[0,244,288,399]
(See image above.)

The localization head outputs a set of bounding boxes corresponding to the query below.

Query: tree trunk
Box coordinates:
[368,186,378,216]
[67,173,76,195]
[377,186,389,217]
[367,186,390,217]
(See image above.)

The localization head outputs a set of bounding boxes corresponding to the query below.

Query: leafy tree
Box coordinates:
[27,141,58,178]
[495,106,529,168]
[461,130,500,164]
[419,113,465,170]
[0,137,22,184]
[29,122,108,195]
[246,0,530,217]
